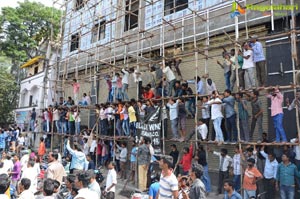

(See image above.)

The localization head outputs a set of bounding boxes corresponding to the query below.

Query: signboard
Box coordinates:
[136,107,162,153]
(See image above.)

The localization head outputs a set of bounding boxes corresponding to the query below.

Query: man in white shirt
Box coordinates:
[167,98,180,140]
[87,170,101,199]
[186,119,208,141]
[155,154,178,199]
[259,146,278,199]
[74,171,98,199]
[105,161,117,199]
[207,91,224,142]
[210,148,232,195]
[121,68,130,101]
[18,178,34,199]
[232,146,241,192]
[21,161,39,193]
[241,43,256,89]
[2,153,14,173]
[162,65,176,96]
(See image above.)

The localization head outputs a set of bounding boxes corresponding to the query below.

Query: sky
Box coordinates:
[0,0,62,10]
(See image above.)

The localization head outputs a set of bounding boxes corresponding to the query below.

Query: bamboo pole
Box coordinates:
[290,0,300,143]
[192,1,198,148]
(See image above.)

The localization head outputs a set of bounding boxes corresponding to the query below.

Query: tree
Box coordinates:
[0,0,62,76]
[0,66,19,125]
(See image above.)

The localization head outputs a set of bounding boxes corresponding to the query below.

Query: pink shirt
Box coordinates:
[267,90,283,116]
[116,77,122,88]
[73,83,80,93]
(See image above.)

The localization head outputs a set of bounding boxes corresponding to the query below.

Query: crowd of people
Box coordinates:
[8,34,300,199]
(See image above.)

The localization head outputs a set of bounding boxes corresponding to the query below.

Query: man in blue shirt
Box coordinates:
[222,89,237,142]
[66,140,88,174]
[0,130,8,153]
[276,152,300,199]
[130,142,137,182]
[148,174,160,199]
[250,35,266,87]
[224,179,242,199]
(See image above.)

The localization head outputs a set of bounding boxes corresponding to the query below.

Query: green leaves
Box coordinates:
[0,1,61,124]
[0,0,62,63]
[0,64,19,124]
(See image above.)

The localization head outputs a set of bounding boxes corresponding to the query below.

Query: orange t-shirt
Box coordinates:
[118,104,124,120]
[38,142,46,156]
[243,167,262,190]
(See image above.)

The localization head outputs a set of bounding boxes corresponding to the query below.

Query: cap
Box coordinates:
[154,154,174,168]
[250,35,258,39]
[170,144,176,148]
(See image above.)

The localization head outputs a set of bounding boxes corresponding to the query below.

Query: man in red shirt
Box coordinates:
[179,142,193,175]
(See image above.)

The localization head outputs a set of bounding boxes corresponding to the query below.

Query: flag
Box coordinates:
[136,107,162,153]
[231,1,246,17]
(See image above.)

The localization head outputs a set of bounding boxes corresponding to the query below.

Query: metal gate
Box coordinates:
[266,36,300,141]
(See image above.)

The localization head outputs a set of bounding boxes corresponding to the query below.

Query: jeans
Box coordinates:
[174,59,182,77]
[244,190,256,199]
[244,67,256,88]
[170,118,179,139]
[256,60,266,87]
[78,101,88,105]
[213,117,224,142]
[60,121,67,134]
[233,174,241,192]
[238,69,245,89]
[168,79,176,96]
[44,120,50,132]
[240,119,250,141]
[55,120,60,133]
[122,119,130,136]
[280,185,294,199]
[121,83,129,101]
[263,178,275,199]
[68,121,75,135]
[231,69,237,91]
[226,114,238,142]
[201,165,211,192]
[107,88,113,102]
[116,119,122,136]
[224,71,231,90]
[100,119,108,135]
[130,121,136,137]
[30,119,35,131]
[218,171,228,194]
[250,115,263,141]
[273,113,287,142]
[186,98,195,117]
[117,87,122,100]
[75,121,80,134]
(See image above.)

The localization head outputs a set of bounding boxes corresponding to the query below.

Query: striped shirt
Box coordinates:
[159,173,178,199]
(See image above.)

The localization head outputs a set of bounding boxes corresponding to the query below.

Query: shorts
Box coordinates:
[179,116,186,131]
[120,161,126,171]
[130,162,136,171]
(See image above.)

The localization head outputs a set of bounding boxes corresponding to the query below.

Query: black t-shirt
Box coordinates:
[197,151,207,167]
[170,150,179,166]
[31,111,36,120]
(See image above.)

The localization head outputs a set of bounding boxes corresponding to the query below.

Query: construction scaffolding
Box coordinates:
[39,0,300,179]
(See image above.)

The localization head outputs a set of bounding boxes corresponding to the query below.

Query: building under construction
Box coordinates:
[18,0,300,193]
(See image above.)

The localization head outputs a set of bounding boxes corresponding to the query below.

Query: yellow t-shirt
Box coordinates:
[128,106,137,122]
